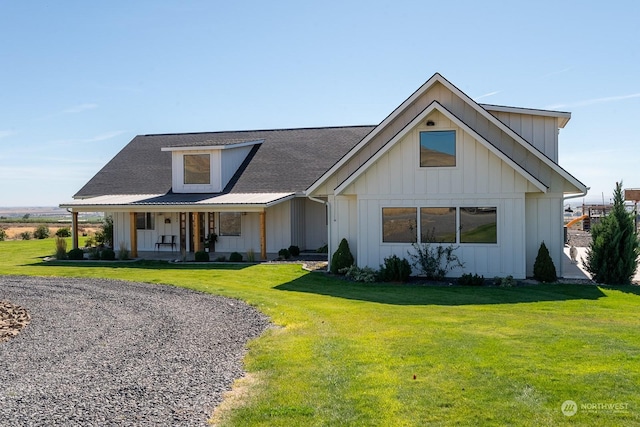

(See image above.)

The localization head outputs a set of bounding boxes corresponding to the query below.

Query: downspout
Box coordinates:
[308,195,331,269]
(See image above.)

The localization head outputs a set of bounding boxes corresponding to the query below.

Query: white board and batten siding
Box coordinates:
[171,146,253,193]
[334,116,539,278]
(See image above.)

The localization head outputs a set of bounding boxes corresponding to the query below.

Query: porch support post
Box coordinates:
[260,211,266,260]
[71,211,79,249]
[193,212,202,252]
[129,212,138,258]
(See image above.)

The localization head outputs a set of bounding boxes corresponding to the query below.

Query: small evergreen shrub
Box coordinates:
[0,228,7,241]
[96,215,113,247]
[215,255,227,262]
[55,227,71,238]
[278,248,291,260]
[458,273,485,286]
[330,238,355,274]
[533,241,557,283]
[229,251,243,262]
[379,255,412,282]
[33,224,50,239]
[54,237,68,260]
[317,244,328,253]
[288,245,300,257]
[67,248,85,260]
[195,250,209,262]
[344,265,379,283]
[101,248,116,261]
[20,231,32,240]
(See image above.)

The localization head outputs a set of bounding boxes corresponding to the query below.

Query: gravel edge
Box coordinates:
[0,275,270,426]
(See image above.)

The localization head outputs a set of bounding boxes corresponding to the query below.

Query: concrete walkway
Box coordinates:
[562,246,640,283]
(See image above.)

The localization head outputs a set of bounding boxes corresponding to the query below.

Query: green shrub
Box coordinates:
[229,251,243,262]
[330,238,355,274]
[96,215,113,247]
[344,265,379,283]
[458,273,485,286]
[379,255,412,282]
[408,242,464,280]
[215,255,227,262]
[67,248,84,260]
[288,245,300,257]
[317,244,328,253]
[88,247,101,260]
[246,249,255,262]
[533,241,557,283]
[20,231,31,240]
[500,275,515,288]
[55,227,71,238]
[195,250,209,262]
[278,248,291,260]
[0,228,7,241]
[585,181,640,284]
[33,224,50,239]
[84,234,96,247]
[54,237,68,260]
[101,248,116,261]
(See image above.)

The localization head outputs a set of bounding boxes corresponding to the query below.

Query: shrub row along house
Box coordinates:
[61,73,587,279]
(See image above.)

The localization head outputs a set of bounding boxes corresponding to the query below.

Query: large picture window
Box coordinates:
[420,207,456,243]
[219,212,241,236]
[420,130,456,167]
[382,206,498,244]
[136,212,155,230]
[382,207,417,243]
[184,154,210,185]
[460,207,497,243]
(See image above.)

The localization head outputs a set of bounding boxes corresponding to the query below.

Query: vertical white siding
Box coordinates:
[304,199,327,251]
[215,212,261,254]
[266,202,291,253]
[221,146,253,189]
[525,194,564,277]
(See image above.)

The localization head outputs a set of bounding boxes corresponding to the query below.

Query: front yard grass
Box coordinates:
[1,239,639,426]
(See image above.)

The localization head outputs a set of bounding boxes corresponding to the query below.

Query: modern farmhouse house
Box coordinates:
[61,73,587,278]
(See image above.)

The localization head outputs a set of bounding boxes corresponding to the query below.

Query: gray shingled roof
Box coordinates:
[74,126,375,198]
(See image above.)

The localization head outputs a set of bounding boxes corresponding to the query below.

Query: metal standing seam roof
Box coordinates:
[60,193,296,209]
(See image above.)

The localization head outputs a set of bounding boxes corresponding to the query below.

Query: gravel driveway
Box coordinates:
[0,276,270,426]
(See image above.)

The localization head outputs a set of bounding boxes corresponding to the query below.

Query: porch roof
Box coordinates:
[60,192,295,211]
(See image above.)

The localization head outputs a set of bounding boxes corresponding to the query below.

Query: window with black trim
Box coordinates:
[420,130,456,167]
[460,207,497,243]
[219,212,241,236]
[382,207,417,243]
[184,154,210,184]
[136,212,155,230]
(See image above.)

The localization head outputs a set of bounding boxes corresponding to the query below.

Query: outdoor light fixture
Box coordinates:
[426,120,435,126]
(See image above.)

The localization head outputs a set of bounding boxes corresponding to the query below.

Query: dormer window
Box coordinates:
[184,154,210,185]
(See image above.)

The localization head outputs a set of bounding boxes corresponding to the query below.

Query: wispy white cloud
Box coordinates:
[474,90,501,102]
[546,92,640,109]
[61,103,99,114]
[540,67,572,79]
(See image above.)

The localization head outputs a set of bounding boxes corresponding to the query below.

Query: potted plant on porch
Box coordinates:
[205,233,218,253]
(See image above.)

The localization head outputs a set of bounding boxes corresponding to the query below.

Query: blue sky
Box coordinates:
[1,1,639,206]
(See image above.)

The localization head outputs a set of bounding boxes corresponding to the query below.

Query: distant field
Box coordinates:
[0,222,100,240]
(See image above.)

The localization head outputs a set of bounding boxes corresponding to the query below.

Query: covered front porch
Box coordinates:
[60,192,329,260]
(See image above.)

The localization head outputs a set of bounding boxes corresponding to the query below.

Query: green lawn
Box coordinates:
[1,239,639,426]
